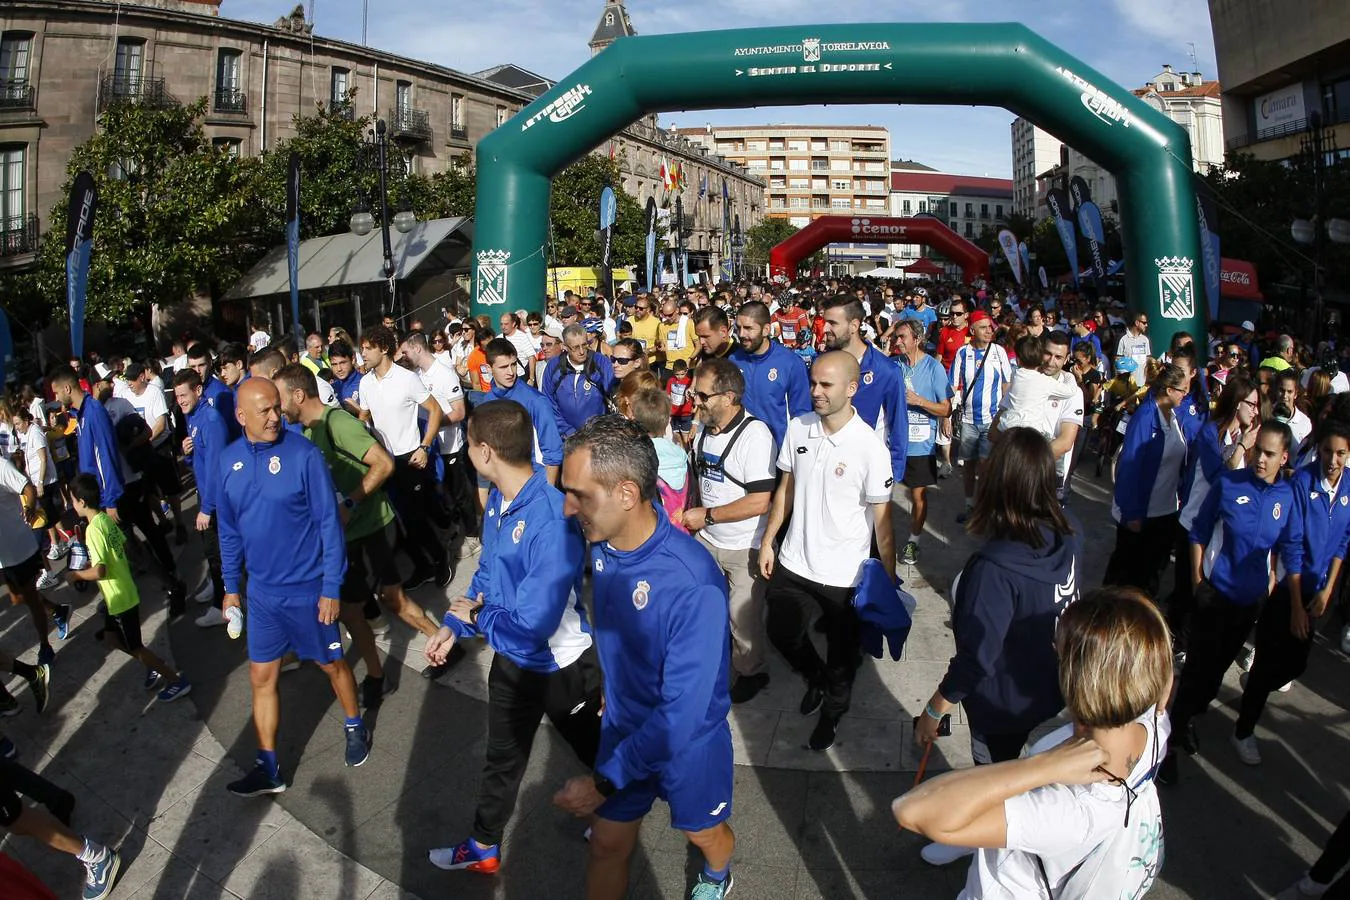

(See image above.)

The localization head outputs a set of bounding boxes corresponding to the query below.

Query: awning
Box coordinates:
[1220,257,1262,301]
[904,258,944,277]
[223,217,474,301]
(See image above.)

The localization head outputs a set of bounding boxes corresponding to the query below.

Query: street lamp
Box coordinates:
[349,118,416,320]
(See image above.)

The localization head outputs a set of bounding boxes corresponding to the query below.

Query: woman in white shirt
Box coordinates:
[894,586,1173,900]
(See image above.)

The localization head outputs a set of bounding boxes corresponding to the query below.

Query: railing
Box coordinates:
[331,101,355,121]
[450,123,468,141]
[0,214,39,258]
[391,107,431,141]
[0,79,34,110]
[98,75,177,112]
[213,87,247,114]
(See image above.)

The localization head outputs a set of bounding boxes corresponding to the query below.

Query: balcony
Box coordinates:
[0,79,35,111]
[98,75,177,112]
[213,87,247,115]
[330,101,355,121]
[450,123,468,142]
[0,214,39,258]
[391,107,431,142]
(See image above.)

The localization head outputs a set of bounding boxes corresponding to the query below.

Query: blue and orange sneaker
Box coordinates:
[428,838,500,874]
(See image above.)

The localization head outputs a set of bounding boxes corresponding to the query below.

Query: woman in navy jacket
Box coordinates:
[1103,364,1192,598]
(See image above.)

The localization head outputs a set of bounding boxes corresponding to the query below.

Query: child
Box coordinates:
[629,386,691,532]
[64,473,191,702]
[666,358,694,446]
[997,333,1080,440]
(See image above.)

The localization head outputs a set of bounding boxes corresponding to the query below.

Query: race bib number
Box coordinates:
[667,331,680,349]
[907,410,933,443]
[1116,412,1131,435]
[479,364,493,387]
[781,323,796,341]
[636,337,648,350]
[670,383,687,405]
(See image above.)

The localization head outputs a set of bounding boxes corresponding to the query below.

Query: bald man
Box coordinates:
[758,351,896,752]
[218,378,370,796]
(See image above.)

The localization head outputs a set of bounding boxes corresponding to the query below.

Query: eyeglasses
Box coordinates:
[612,356,637,364]
[636,305,651,311]
[951,310,967,317]
[691,390,727,403]
[1240,398,1260,410]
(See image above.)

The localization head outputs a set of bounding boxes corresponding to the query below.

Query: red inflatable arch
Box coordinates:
[769,216,990,283]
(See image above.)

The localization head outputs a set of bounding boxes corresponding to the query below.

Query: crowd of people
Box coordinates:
[0,276,1348,898]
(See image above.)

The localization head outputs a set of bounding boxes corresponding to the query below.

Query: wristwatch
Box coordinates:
[340,496,356,511]
[704,508,716,528]
[593,774,616,798]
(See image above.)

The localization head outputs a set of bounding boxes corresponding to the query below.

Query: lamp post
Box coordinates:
[731,214,744,283]
[674,195,685,288]
[350,119,416,323]
[1291,112,1350,346]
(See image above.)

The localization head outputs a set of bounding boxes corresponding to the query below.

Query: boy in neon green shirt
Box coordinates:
[65,474,191,702]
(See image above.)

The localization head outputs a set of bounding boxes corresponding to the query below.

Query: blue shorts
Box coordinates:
[246,591,344,665]
[596,723,733,833]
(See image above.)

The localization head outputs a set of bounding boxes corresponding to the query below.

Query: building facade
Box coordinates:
[1011,119,1063,219]
[1208,0,1350,163]
[888,169,1013,269]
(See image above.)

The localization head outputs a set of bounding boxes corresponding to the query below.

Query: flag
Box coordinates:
[65,171,98,361]
[1076,201,1107,283]
[1195,177,1221,324]
[286,151,302,351]
[1069,175,1091,212]
[644,196,658,290]
[657,249,666,284]
[599,185,617,301]
[997,228,1022,285]
[1018,241,1031,284]
[659,157,672,192]
[1038,266,1048,290]
[1045,187,1079,288]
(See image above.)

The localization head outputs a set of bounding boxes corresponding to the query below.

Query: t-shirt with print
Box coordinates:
[895,353,953,458]
[86,511,140,615]
[959,707,1170,900]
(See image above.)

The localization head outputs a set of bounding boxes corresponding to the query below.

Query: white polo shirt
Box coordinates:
[695,411,777,551]
[359,363,432,456]
[418,358,466,455]
[776,409,894,588]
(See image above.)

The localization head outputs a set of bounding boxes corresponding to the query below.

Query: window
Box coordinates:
[902,199,912,213]
[965,222,974,237]
[830,140,849,151]
[1,144,24,223]
[788,177,809,188]
[215,49,244,112]
[212,137,242,158]
[996,204,1004,219]
[769,159,785,171]
[950,221,957,231]
[746,140,766,151]
[918,201,926,213]
[769,176,786,188]
[788,158,808,171]
[451,94,464,127]
[114,38,144,89]
[396,80,412,116]
[965,203,974,217]
[789,197,809,209]
[832,179,851,191]
[866,199,885,209]
[0,32,32,108]
[980,203,989,217]
[330,67,349,108]
[830,158,850,172]
[496,106,507,127]
[831,198,853,209]
[787,139,807,152]
[789,216,810,228]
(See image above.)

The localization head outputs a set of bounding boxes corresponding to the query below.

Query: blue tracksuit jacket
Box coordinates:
[217,429,347,599]
[853,343,910,481]
[1114,395,1187,524]
[540,352,614,437]
[202,375,240,441]
[1288,464,1350,594]
[76,395,125,507]
[483,381,564,467]
[729,340,810,449]
[331,370,362,407]
[1189,468,1303,606]
[185,398,230,517]
[590,510,731,790]
[443,470,591,672]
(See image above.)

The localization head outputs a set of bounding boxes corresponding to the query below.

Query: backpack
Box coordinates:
[657,452,698,533]
[693,413,759,500]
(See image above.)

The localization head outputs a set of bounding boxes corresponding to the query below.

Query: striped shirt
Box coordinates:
[950,343,1012,427]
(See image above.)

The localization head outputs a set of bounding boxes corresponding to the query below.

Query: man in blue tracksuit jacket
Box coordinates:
[216,378,368,796]
[820,295,909,480]
[1161,420,1303,783]
[554,415,736,900]
[1235,421,1350,758]
[172,369,231,615]
[188,342,240,442]
[728,301,810,449]
[478,338,563,484]
[423,400,601,874]
[540,325,614,437]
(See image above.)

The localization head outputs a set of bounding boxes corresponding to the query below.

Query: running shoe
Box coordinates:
[29,664,49,714]
[936,460,953,479]
[1230,732,1261,766]
[279,653,302,673]
[457,536,483,559]
[367,613,391,637]
[47,540,69,561]
[157,676,192,703]
[690,871,734,899]
[195,607,227,629]
[82,847,120,900]
[192,582,215,604]
[35,569,61,591]
[428,837,501,873]
[345,722,372,767]
[144,669,163,692]
[53,604,72,640]
[1342,624,1350,656]
[227,764,286,797]
[901,541,919,565]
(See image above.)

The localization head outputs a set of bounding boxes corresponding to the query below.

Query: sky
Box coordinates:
[225,0,1219,178]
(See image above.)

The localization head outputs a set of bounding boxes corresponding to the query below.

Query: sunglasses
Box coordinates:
[691,390,726,403]
[612,356,637,364]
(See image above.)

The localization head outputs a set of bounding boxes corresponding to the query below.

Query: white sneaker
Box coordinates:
[193,582,215,604]
[368,614,390,637]
[46,541,68,561]
[1237,645,1255,673]
[457,536,483,559]
[1278,681,1293,693]
[1296,871,1332,896]
[1230,732,1261,766]
[195,607,227,628]
[35,570,60,591]
[920,842,975,866]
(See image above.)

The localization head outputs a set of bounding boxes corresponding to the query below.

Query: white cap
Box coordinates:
[93,363,112,380]
[1241,320,1256,332]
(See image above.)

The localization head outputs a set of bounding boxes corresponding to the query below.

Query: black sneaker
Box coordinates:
[403,568,434,591]
[46,790,75,826]
[361,675,386,710]
[799,682,824,717]
[809,713,840,752]
[423,643,466,680]
[730,673,769,705]
[344,722,372,767]
[1179,721,1199,755]
[227,764,286,797]
[1156,751,1178,786]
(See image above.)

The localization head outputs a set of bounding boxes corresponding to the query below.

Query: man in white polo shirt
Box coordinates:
[358,325,451,590]
[682,357,777,705]
[759,351,895,753]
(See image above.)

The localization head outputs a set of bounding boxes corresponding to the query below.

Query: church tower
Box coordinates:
[589,0,637,57]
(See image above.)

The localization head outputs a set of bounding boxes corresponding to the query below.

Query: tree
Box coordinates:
[14,98,263,328]
[547,156,644,268]
[744,217,798,269]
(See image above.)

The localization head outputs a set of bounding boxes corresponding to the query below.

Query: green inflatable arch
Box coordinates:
[472,23,1204,353]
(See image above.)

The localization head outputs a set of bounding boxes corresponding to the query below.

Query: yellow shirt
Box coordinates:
[86,512,140,615]
[657,317,698,368]
[628,316,662,363]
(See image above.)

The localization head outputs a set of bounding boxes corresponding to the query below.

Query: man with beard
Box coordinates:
[728,301,810,449]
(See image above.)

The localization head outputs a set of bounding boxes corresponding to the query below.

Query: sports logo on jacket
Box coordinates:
[768,368,778,382]
[834,462,847,478]
[1342,496,1348,507]
[1272,502,1281,521]
[512,520,526,543]
[863,371,874,385]
[232,461,243,471]
[594,557,604,573]
[268,455,281,475]
[632,579,651,610]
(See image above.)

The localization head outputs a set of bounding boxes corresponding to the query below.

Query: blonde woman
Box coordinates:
[894,586,1173,899]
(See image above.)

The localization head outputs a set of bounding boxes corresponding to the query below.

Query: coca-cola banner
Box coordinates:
[1219,257,1261,301]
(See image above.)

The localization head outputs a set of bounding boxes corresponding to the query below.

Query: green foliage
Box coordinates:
[744,217,798,268]
[547,156,644,267]
[17,98,263,324]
